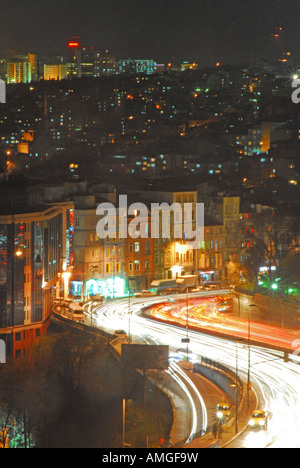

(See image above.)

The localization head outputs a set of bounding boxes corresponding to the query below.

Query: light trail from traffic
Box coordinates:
[167,361,208,443]
[88,294,300,448]
[148,295,300,352]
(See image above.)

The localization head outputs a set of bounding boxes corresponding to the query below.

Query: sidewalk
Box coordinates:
[110,337,257,448]
[184,373,258,448]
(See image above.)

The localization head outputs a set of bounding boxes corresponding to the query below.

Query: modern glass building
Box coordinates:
[116,59,157,75]
[0,202,74,358]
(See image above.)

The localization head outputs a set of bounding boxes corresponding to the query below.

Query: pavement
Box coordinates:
[183,366,258,448]
[54,309,258,449]
[111,337,257,448]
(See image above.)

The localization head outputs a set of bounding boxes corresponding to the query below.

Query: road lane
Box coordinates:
[87,294,300,448]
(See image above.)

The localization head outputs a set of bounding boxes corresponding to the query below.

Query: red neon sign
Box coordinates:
[68,41,80,48]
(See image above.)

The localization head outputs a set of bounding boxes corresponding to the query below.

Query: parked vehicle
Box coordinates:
[135,290,157,298]
[205,284,221,291]
[159,288,179,296]
[68,303,85,322]
[190,286,205,293]
[176,275,199,289]
[150,279,177,294]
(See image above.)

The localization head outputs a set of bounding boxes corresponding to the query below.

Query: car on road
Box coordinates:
[249,410,268,430]
[216,403,231,422]
[135,290,157,298]
[114,330,128,341]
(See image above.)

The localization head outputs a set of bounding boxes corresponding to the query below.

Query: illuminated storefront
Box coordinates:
[85,277,127,299]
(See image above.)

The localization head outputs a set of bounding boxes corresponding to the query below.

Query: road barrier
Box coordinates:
[194,358,243,405]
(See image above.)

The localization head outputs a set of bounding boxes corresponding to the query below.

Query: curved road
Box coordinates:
[83,292,300,448]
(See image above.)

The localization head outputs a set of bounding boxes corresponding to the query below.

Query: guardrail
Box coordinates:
[51,307,113,340]
[51,302,247,448]
[195,357,244,403]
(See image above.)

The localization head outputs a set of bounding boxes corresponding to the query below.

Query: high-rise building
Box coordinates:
[67,39,82,78]
[116,59,157,75]
[80,47,94,77]
[93,50,116,76]
[5,49,37,84]
[0,59,6,81]
[28,53,38,81]
[44,64,68,81]
[67,39,116,78]
[0,202,74,359]
[7,61,31,84]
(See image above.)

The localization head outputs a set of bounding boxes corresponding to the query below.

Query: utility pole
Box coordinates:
[248,304,256,409]
[186,289,189,361]
[181,289,190,360]
[128,289,131,344]
[235,341,239,434]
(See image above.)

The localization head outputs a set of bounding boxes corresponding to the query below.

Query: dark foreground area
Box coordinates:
[0,321,173,448]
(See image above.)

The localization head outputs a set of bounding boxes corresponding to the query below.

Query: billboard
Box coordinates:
[121,344,169,370]
[0,340,6,363]
[0,79,6,104]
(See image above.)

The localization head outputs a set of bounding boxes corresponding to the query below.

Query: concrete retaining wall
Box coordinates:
[233,290,300,329]
[194,358,243,405]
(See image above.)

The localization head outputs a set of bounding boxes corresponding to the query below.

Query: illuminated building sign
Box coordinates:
[68,42,80,48]
[85,277,126,298]
[67,209,75,266]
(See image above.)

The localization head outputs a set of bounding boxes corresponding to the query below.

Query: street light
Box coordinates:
[248,304,256,409]
[62,271,71,300]
[128,289,132,344]
[122,399,132,448]
[181,290,190,360]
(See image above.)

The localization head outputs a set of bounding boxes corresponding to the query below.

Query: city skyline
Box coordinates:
[2,0,300,450]
[1,0,300,66]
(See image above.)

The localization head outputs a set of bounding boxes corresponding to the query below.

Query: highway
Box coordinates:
[83,292,300,448]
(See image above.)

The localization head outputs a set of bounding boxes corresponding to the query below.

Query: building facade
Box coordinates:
[0,202,74,358]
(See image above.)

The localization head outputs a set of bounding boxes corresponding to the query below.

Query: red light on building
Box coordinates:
[68,41,80,48]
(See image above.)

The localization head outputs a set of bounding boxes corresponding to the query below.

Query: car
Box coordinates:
[91,295,105,302]
[114,330,128,341]
[68,303,85,322]
[205,284,221,291]
[135,290,157,298]
[62,299,73,307]
[216,403,231,421]
[190,286,205,293]
[249,410,268,430]
[159,288,179,296]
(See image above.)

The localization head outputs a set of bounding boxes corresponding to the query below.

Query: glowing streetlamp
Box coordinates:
[248,304,256,408]
[62,271,71,300]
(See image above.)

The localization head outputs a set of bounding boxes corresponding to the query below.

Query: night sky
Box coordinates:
[0,0,299,65]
